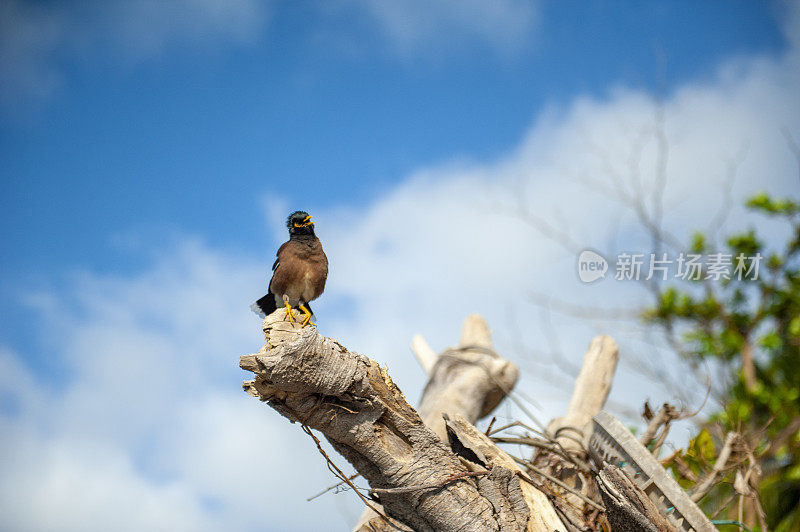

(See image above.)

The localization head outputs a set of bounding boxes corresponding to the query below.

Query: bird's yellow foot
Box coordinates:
[299,304,314,327]
[283,301,295,324]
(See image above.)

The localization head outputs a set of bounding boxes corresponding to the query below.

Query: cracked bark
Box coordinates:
[241,311,536,531]
[598,465,678,532]
[355,315,566,532]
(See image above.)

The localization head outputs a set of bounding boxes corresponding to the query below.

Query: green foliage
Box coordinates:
[648,192,800,530]
[667,428,715,490]
[746,192,800,217]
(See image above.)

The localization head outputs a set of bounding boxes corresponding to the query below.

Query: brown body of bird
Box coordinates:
[251,211,328,327]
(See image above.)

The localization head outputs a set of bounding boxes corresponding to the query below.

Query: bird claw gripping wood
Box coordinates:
[299,304,314,327]
[283,300,295,324]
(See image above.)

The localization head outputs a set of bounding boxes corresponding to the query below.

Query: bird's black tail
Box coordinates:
[250,293,277,319]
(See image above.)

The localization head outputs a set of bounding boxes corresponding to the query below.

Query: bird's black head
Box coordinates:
[287,210,315,238]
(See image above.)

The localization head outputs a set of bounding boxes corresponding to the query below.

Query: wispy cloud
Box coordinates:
[0,240,357,531]
[0,0,270,109]
[0,1,64,103]
[345,0,538,57]
[0,0,536,111]
[92,0,269,60]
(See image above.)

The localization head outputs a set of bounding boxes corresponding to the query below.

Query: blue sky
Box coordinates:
[1,1,798,531]
[0,0,786,364]
[0,1,784,275]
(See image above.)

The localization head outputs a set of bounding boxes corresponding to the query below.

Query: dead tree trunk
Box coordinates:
[415,314,518,442]
[241,311,538,531]
[356,314,566,532]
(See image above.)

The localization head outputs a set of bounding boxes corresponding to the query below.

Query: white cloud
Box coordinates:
[347,0,538,57]
[0,242,361,531]
[313,4,800,432]
[1,7,799,531]
[0,424,213,532]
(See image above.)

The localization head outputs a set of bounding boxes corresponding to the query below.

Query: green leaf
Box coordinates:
[690,232,707,253]
[691,429,716,463]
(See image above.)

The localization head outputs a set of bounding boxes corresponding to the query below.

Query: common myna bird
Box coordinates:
[251,211,328,327]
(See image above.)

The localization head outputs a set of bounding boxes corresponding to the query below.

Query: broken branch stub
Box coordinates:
[547,335,619,451]
[417,314,520,440]
[241,310,531,532]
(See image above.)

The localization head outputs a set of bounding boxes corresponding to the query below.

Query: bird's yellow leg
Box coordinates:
[299,304,315,327]
[283,299,294,324]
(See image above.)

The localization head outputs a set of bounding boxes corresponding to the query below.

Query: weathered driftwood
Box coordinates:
[547,335,619,451]
[356,314,565,532]
[410,333,438,374]
[241,310,533,531]
[640,404,678,449]
[597,465,678,532]
[444,414,568,532]
[534,335,618,530]
[416,314,520,440]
